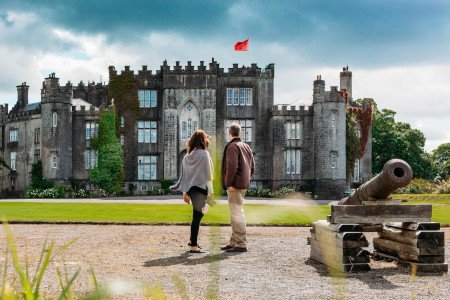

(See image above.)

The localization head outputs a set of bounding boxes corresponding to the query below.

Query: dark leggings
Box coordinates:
[188,187,207,247]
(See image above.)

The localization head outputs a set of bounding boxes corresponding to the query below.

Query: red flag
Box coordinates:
[234,39,249,51]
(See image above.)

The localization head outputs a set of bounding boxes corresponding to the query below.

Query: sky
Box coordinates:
[0,0,449,151]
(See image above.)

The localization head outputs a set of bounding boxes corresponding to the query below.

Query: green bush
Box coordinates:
[244,187,297,198]
[160,179,175,194]
[395,178,435,194]
[147,187,166,196]
[30,160,54,190]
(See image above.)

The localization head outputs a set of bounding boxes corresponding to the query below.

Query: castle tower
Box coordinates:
[40,73,73,182]
[340,66,352,100]
[313,75,346,199]
[17,82,29,109]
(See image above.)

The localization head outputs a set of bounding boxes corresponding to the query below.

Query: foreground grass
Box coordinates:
[0,202,329,226]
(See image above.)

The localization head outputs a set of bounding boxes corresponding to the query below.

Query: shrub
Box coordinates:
[160,178,175,194]
[395,178,435,194]
[147,187,166,196]
[73,189,88,198]
[30,160,54,190]
[244,187,297,198]
[434,179,450,194]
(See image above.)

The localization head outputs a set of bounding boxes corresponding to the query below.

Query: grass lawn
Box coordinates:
[0,202,330,226]
[391,194,450,204]
[1,199,449,226]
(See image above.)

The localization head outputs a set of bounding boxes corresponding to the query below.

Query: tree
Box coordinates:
[432,143,450,180]
[372,103,436,179]
[89,106,124,194]
[30,160,53,189]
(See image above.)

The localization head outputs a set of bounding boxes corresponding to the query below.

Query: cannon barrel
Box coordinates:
[338,159,413,205]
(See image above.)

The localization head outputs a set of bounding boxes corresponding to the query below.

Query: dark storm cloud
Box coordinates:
[1,0,449,67]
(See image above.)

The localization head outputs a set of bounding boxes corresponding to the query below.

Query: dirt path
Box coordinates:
[1,225,449,299]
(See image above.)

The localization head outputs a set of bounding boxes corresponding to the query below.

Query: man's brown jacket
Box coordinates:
[221,138,255,190]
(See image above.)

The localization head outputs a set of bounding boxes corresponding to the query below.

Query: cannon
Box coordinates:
[309,159,447,274]
[338,159,413,205]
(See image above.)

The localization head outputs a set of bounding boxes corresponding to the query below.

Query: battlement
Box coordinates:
[41,73,73,95]
[71,105,100,116]
[4,109,40,123]
[109,58,275,79]
[271,104,313,116]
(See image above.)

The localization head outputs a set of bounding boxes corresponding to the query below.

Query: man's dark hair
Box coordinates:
[229,123,241,137]
[187,129,211,153]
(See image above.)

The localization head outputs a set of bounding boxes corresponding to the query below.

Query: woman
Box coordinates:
[170,129,214,254]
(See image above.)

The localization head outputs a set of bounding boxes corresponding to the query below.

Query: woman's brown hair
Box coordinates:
[187,129,210,153]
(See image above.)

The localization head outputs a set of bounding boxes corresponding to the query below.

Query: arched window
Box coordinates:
[187,118,192,137]
[182,121,187,140]
[193,121,198,132]
[52,112,57,127]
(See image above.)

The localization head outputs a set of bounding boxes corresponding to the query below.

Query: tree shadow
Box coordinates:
[143,251,242,267]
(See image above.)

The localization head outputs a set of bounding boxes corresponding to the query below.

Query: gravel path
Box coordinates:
[1,225,449,299]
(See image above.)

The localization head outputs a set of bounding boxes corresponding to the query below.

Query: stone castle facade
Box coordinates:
[0,59,372,199]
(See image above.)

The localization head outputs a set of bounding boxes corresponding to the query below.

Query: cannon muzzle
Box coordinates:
[338,159,413,205]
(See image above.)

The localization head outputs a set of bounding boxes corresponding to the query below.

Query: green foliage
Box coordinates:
[30,160,54,190]
[146,187,166,196]
[1,222,80,299]
[372,103,437,179]
[432,143,450,180]
[395,178,435,194]
[244,187,297,198]
[160,179,175,194]
[89,107,124,194]
[346,110,361,184]
[108,70,139,118]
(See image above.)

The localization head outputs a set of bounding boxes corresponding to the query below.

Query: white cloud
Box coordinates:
[0,18,448,153]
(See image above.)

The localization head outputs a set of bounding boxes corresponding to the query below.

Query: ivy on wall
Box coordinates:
[108,70,139,123]
[89,107,124,194]
[346,100,373,184]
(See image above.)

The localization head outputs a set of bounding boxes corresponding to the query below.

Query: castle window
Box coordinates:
[138,90,157,108]
[9,128,18,142]
[285,149,301,175]
[84,150,98,169]
[10,152,17,170]
[11,177,15,188]
[226,88,253,106]
[353,159,361,182]
[52,156,57,169]
[120,116,125,128]
[285,122,303,140]
[182,121,187,140]
[226,89,233,105]
[52,112,58,127]
[34,128,40,144]
[330,152,337,169]
[85,122,98,140]
[138,121,157,143]
[120,134,124,145]
[138,155,157,180]
[225,119,253,142]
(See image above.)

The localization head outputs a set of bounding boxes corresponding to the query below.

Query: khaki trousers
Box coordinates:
[227,189,247,248]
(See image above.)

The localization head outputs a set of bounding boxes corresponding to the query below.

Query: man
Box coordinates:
[221,122,255,252]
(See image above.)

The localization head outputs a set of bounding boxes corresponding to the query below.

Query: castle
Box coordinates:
[0,59,372,199]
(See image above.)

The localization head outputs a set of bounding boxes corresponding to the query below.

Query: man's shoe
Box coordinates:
[225,247,247,253]
[220,245,234,251]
